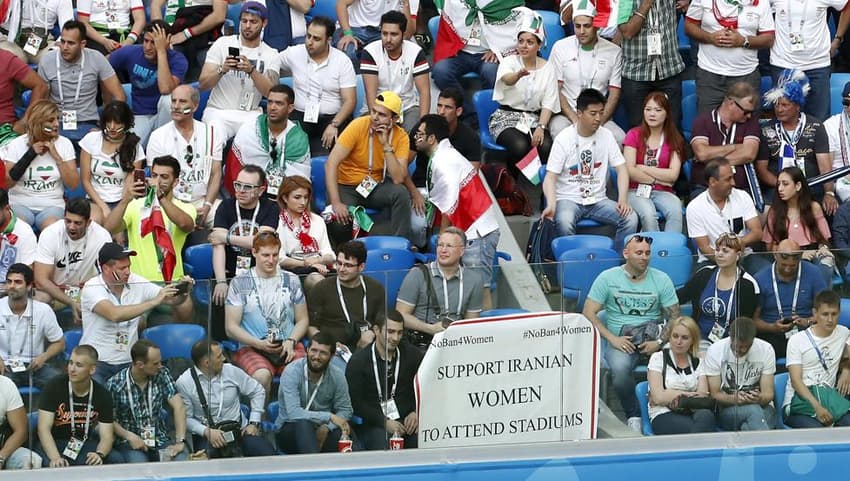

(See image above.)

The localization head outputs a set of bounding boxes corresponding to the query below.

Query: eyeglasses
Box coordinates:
[334,260,360,269]
[437,242,460,249]
[732,99,755,115]
[627,235,654,246]
[234,181,259,192]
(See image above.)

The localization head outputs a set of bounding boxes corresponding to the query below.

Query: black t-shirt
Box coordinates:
[410,122,481,187]
[758,117,830,199]
[212,197,281,276]
[307,275,387,348]
[39,375,113,441]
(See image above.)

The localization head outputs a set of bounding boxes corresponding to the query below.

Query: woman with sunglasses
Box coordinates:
[275,175,334,291]
[2,100,78,231]
[80,101,144,225]
[763,166,834,285]
[678,233,759,352]
[624,92,684,233]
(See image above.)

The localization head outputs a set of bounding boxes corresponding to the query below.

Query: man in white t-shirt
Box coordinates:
[336,0,416,68]
[79,243,187,384]
[542,88,637,251]
[147,84,224,228]
[684,0,774,113]
[823,82,850,201]
[783,290,850,428]
[197,2,280,142]
[686,157,768,274]
[360,11,430,132]
[0,375,42,469]
[0,188,37,282]
[34,198,111,323]
[0,264,64,389]
[278,16,357,156]
[547,5,624,143]
[704,316,776,431]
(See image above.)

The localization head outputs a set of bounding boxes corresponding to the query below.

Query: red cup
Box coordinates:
[338,438,353,453]
[389,435,404,450]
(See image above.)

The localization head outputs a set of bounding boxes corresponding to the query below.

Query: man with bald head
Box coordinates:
[753,239,829,358]
[147,84,225,229]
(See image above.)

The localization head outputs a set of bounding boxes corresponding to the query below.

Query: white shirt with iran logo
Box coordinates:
[80,131,146,203]
[1,134,75,211]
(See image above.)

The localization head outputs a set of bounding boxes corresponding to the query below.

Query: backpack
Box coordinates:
[525,217,558,293]
[481,164,531,216]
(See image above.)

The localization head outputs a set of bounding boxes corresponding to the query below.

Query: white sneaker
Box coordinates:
[627,417,643,434]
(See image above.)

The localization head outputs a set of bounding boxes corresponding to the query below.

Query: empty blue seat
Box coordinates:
[774,372,791,429]
[624,231,688,250]
[64,329,82,360]
[552,235,614,259]
[635,381,654,435]
[308,0,338,23]
[364,248,416,309]
[538,10,564,60]
[472,90,507,153]
[310,156,329,213]
[142,324,207,360]
[183,243,214,306]
[357,236,411,251]
[480,308,529,317]
[681,93,698,141]
[649,244,693,289]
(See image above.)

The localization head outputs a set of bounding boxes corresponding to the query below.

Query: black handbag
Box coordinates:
[620,320,661,346]
[190,369,243,458]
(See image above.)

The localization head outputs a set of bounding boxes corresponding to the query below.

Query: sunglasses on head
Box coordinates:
[628,235,654,245]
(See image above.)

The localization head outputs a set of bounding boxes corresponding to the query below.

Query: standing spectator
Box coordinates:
[617,0,685,127]
[582,235,680,433]
[175,340,276,457]
[0,263,64,389]
[277,16,357,156]
[822,81,850,201]
[489,9,559,166]
[36,345,115,467]
[753,239,828,359]
[337,1,415,68]
[360,11,430,131]
[541,88,637,251]
[1,99,78,231]
[264,0,311,50]
[757,70,836,214]
[197,2,280,142]
[147,85,224,230]
[38,21,126,150]
[0,48,47,134]
[7,0,74,64]
[684,0,774,113]
[108,21,188,147]
[0,375,42,469]
[79,101,145,225]
[275,332,354,454]
[768,0,848,122]
[704,316,776,431]
[548,4,624,143]
[0,189,37,281]
[34,199,112,323]
[623,91,684,233]
[225,232,310,397]
[689,82,762,201]
[76,0,145,56]
[151,0,228,82]
[325,91,412,238]
[346,310,423,449]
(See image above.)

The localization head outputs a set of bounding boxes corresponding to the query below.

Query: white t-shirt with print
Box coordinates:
[703,337,776,395]
[35,220,113,287]
[0,376,23,425]
[647,350,704,420]
[547,124,624,204]
[79,131,145,203]
[769,0,848,70]
[77,0,143,30]
[549,36,622,109]
[783,326,850,408]
[1,134,75,211]
[0,298,63,363]
[205,36,281,112]
[147,120,224,205]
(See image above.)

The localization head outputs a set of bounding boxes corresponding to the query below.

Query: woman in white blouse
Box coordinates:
[1,100,78,231]
[647,316,716,434]
[275,175,334,291]
[489,9,560,168]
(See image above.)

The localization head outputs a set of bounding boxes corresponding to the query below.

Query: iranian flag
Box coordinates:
[517,147,543,185]
[429,141,493,232]
[140,188,177,282]
[591,0,635,29]
[432,0,524,63]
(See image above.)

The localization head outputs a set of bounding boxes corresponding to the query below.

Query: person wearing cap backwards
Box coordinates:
[548,3,625,144]
[756,69,836,215]
[489,8,559,167]
[325,91,412,238]
[79,242,193,384]
[824,81,850,202]
[197,1,281,143]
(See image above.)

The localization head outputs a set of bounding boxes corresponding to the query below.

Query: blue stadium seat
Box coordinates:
[122,83,133,109]
[830,85,844,117]
[551,235,614,259]
[310,156,329,213]
[66,169,87,199]
[472,90,507,153]
[760,76,772,96]
[264,401,279,433]
[18,387,41,399]
[538,10,564,60]
[355,75,366,120]
[280,76,293,87]
[480,308,529,317]
[649,244,693,289]
[357,236,411,251]
[830,73,850,94]
[624,231,687,250]
[635,381,654,435]
[15,90,32,119]
[559,247,621,309]
[840,298,850,328]
[142,324,207,360]
[682,79,695,99]
[64,329,82,359]
[308,0,338,23]
[774,372,791,429]
[191,81,210,121]
[183,243,214,306]
[677,16,692,66]
[226,3,242,32]
[682,93,698,141]
[364,248,416,309]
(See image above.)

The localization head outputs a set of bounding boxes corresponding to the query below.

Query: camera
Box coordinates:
[438,314,458,328]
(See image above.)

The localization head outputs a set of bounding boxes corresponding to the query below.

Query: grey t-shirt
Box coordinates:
[38,48,116,122]
[396,262,484,324]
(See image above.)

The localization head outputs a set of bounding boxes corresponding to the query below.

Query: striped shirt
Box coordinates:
[360,40,430,114]
[620,0,685,81]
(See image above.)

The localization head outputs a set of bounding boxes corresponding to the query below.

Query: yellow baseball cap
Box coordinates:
[375,91,403,123]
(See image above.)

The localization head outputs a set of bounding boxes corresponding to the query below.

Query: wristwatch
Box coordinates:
[249,421,260,427]
[217,65,225,76]
[742,37,750,49]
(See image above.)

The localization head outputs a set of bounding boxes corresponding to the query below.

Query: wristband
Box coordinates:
[225,232,231,245]
[183,28,192,39]
[286,337,297,344]
[634,11,647,19]
[215,279,227,285]
[826,191,836,197]
[343,29,354,36]
[127,32,139,42]
[203,200,213,208]
[95,451,106,461]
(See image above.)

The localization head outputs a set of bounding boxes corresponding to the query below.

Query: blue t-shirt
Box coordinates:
[109,45,188,115]
[697,277,735,339]
[587,266,678,336]
[754,261,828,323]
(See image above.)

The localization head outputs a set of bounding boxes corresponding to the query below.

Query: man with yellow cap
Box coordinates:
[325,91,412,238]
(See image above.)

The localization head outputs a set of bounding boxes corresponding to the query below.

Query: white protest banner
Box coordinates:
[415,311,600,448]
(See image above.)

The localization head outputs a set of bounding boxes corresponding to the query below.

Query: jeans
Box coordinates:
[334,26,380,70]
[93,361,130,385]
[37,437,114,466]
[555,198,638,251]
[115,443,189,463]
[12,205,65,232]
[463,229,500,281]
[338,181,412,238]
[193,434,277,457]
[276,420,345,454]
[627,190,683,233]
[432,50,499,109]
[695,67,761,114]
[6,447,41,469]
[786,411,850,428]
[133,95,173,149]
[651,409,716,434]
[770,65,830,122]
[355,424,418,450]
[717,403,776,431]
[621,74,683,129]
[604,344,641,418]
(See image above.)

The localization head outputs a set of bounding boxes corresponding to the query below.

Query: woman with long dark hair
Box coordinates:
[624,92,684,233]
[764,166,834,284]
[80,101,144,224]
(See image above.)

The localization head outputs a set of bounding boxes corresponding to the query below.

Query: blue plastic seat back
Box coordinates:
[558,247,621,308]
[774,372,790,429]
[142,324,206,360]
[310,156,329,213]
[635,381,654,435]
[184,243,214,279]
[364,248,417,309]
[538,10,564,60]
[64,329,83,360]
[308,0,338,23]
[472,90,507,151]
[357,236,411,251]
[551,235,614,259]
[624,232,688,251]
[649,244,693,289]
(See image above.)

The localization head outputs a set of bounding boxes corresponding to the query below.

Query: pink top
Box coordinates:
[763,208,831,247]
[624,127,674,192]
